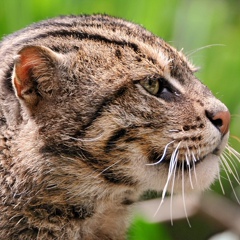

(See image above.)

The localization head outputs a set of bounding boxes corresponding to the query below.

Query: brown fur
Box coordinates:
[0,15,230,239]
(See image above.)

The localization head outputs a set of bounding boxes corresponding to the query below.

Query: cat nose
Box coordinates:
[206,110,230,136]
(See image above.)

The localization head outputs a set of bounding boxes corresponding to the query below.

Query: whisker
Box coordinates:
[182,160,191,227]
[221,155,233,173]
[186,44,225,57]
[218,173,230,182]
[168,129,181,133]
[221,156,240,185]
[146,140,175,166]
[221,152,240,181]
[95,159,123,177]
[67,151,122,178]
[225,145,240,163]
[170,162,177,226]
[221,163,240,204]
[197,147,201,160]
[223,151,239,170]
[67,133,104,142]
[186,145,191,159]
[191,152,198,184]
[185,153,193,189]
[154,142,181,216]
[230,134,240,142]
[217,169,225,195]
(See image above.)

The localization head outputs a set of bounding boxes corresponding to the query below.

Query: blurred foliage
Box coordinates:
[1,0,239,239]
[128,216,172,240]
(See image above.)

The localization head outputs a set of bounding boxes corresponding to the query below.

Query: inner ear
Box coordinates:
[13,45,59,106]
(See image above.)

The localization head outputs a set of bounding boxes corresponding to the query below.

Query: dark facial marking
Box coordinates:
[115,48,122,59]
[101,168,138,186]
[148,150,162,164]
[105,128,127,153]
[81,86,127,132]
[30,204,94,220]
[196,116,201,121]
[41,144,108,169]
[147,56,156,64]
[15,30,139,54]
[70,205,94,219]
[41,143,137,186]
[121,198,134,205]
[125,136,141,142]
[136,56,142,62]
[196,99,204,107]
[183,125,190,131]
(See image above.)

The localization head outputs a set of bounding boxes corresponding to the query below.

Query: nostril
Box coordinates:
[212,117,223,129]
[205,110,230,136]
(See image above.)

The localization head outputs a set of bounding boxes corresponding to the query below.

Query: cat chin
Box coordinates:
[172,154,220,194]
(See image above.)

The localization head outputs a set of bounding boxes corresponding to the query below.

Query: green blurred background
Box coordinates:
[1,0,239,239]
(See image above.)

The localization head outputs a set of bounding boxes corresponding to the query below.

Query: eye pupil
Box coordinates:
[140,78,160,95]
[148,79,154,86]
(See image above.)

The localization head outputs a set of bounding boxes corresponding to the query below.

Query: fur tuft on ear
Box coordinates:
[13,45,60,106]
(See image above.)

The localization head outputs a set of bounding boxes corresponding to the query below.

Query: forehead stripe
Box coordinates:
[166,75,186,94]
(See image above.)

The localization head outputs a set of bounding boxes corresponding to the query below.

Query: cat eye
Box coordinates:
[140,77,172,96]
[139,77,178,101]
[139,78,160,95]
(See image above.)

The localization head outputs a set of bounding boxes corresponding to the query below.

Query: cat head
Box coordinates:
[11,16,230,200]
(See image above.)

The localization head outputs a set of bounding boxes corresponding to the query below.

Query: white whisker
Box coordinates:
[185,153,193,189]
[95,159,122,177]
[186,44,225,57]
[168,129,181,133]
[185,154,189,166]
[170,163,177,226]
[217,173,229,182]
[186,145,191,159]
[221,155,233,173]
[68,133,104,142]
[223,151,239,170]
[221,156,240,186]
[182,161,191,227]
[191,152,198,184]
[225,145,240,163]
[197,147,201,160]
[221,153,240,182]
[221,163,240,204]
[217,170,225,195]
[146,140,175,166]
[154,142,181,216]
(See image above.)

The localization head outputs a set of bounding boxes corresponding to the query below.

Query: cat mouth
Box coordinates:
[174,135,228,171]
[177,152,220,171]
[149,135,228,171]
[158,150,220,171]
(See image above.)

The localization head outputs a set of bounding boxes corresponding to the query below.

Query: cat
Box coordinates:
[0,14,235,239]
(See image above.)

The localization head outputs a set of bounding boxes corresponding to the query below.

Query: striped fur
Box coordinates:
[0,15,230,239]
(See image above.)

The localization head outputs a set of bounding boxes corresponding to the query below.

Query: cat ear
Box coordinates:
[13,45,60,106]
